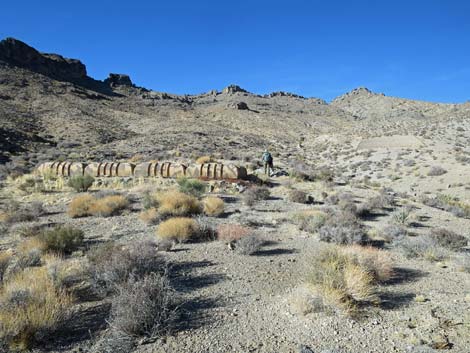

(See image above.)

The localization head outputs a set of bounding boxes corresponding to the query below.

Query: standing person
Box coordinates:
[262,149,274,175]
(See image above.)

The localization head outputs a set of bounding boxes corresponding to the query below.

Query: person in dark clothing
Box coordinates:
[262,150,274,175]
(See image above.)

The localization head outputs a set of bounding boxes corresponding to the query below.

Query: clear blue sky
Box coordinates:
[1,0,470,102]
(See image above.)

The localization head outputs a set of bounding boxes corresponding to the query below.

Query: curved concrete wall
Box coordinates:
[38,161,247,180]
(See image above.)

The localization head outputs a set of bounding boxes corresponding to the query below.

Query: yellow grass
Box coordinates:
[68,194,128,218]
[203,196,225,216]
[341,245,394,283]
[156,191,201,217]
[18,237,45,255]
[0,267,73,350]
[139,208,160,224]
[67,194,95,218]
[156,217,199,242]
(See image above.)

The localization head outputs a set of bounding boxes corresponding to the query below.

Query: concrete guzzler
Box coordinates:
[37,161,248,180]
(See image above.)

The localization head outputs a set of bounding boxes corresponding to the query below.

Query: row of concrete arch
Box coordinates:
[37,161,248,180]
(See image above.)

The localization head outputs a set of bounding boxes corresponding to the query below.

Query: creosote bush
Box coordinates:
[0,267,73,351]
[67,175,94,192]
[38,226,84,254]
[156,217,199,243]
[202,196,225,216]
[177,178,206,197]
[68,194,128,218]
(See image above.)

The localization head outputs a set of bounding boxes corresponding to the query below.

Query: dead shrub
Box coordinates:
[156,217,199,243]
[341,245,394,283]
[67,194,95,218]
[109,273,175,339]
[318,210,368,245]
[0,267,73,351]
[217,224,252,242]
[235,234,264,255]
[293,210,327,233]
[139,208,161,225]
[429,228,467,251]
[397,236,450,262]
[0,201,44,224]
[243,186,270,206]
[287,190,308,203]
[202,197,225,216]
[156,191,201,217]
[381,224,407,242]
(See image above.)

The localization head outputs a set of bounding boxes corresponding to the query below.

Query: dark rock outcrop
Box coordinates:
[0,37,87,81]
[104,73,133,87]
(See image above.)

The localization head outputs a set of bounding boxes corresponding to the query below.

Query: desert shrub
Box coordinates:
[235,234,264,255]
[305,246,379,313]
[217,224,252,242]
[156,217,199,243]
[156,191,201,217]
[0,201,44,224]
[429,228,467,251]
[195,155,213,164]
[67,175,94,192]
[455,253,470,272]
[287,190,307,203]
[293,210,327,233]
[195,216,218,241]
[318,210,368,245]
[289,161,315,181]
[67,194,95,218]
[88,195,129,217]
[15,224,45,238]
[341,245,394,283]
[202,197,225,216]
[427,166,447,176]
[392,207,411,225]
[314,167,335,182]
[38,226,84,254]
[109,273,175,339]
[243,186,270,206]
[365,189,395,210]
[0,251,13,282]
[381,224,407,242]
[397,236,449,262]
[4,239,44,281]
[0,267,72,351]
[177,178,206,197]
[43,255,89,290]
[68,194,128,218]
[89,241,164,296]
[139,208,161,225]
[142,191,158,210]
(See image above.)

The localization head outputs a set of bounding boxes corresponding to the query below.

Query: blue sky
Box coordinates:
[1,0,470,102]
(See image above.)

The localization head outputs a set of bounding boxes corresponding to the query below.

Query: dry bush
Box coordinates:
[4,238,44,281]
[293,210,327,233]
[429,228,468,251]
[156,191,201,217]
[341,245,394,283]
[0,201,44,224]
[289,161,315,181]
[0,267,73,351]
[427,166,447,176]
[195,216,218,241]
[243,186,270,206]
[38,226,84,254]
[235,234,264,255]
[156,217,199,243]
[289,286,325,316]
[0,251,13,282]
[202,197,225,216]
[318,210,368,245]
[287,189,307,203]
[109,273,175,340]
[305,246,381,314]
[67,194,95,218]
[381,223,407,242]
[68,194,128,218]
[67,175,94,192]
[43,255,89,289]
[217,223,252,242]
[397,236,449,262]
[364,190,395,211]
[139,208,161,225]
[196,155,213,164]
[89,240,164,296]
[88,195,129,217]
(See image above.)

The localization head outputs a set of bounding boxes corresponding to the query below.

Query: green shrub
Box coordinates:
[38,226,84,254]
[67,175,94,192]
[177,178,206,197]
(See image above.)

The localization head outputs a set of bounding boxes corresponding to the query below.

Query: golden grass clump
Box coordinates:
[67,194,95,218]
[0,267,73,351]
[156,217,199,243]
[88,195,129,217]
[203,197,225,217]
[68,194,128,218]
[139,208,160,225]
[305,245,389,314]
[155,191,201,217]
[196,155,213,164]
